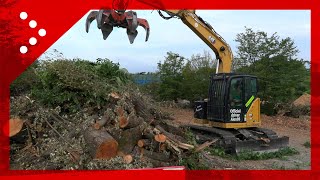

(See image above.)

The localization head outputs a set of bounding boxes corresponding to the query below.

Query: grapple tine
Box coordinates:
[126,11,139,44]
[101,24,113,40]
[127,29,138,44]
[137,18,150,42]
[96,9,104,29]
[85,11,98,33]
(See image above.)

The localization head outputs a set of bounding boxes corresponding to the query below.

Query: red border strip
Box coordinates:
[0,0,318,179]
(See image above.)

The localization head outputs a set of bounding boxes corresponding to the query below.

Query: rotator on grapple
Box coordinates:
[85,9,150,44]
[84,8,289,155]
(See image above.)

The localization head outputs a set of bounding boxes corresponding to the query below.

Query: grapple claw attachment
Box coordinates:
[85,9,150,44]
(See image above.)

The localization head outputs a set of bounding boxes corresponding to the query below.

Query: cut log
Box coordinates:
[155,125,187,143]
[9,118,25,137]
[115,106,124,116]
[118,125,145,155]
[123,154,133,164]
[159,122,185,137]
[6,118,29,145]
[93,115,109,130]
[140,148,171,162]
[119,114,144,129]
[132,96,154,123]
[142,130,155,140]
[118,115,128,129]
[154,134,167,143]
[137,139,160,151]
[83,127,118,159]
[155,125,194,150]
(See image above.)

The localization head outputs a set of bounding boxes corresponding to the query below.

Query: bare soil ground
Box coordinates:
[162,107,311,170]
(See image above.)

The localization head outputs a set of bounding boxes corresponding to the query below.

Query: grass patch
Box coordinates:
[303,141,311,148]
[235,147,299,160]
[207,146,299,161]
[178,152,209,170]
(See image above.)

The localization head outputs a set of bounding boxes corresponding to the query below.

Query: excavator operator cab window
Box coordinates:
[230,78,243,107]
[226,75,258,123]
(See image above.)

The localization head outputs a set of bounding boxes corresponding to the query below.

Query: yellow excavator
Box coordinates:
[85,9,289,154]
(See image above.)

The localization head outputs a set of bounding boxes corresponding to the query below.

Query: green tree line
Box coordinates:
[144,27,310,114]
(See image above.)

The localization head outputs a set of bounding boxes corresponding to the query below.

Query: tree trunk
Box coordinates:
[132,96,154,123]
[83,127,118,159]
[155,125,187,143]
[137,139,160,151]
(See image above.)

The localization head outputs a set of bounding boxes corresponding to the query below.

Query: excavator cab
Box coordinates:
[194,73,260,127]
[192,73,289,154]
[207,73,260,127]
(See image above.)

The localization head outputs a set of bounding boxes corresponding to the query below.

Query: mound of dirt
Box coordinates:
[293,93,310,107]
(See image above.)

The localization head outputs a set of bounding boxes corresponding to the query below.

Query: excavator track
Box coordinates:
[182,124,289,154]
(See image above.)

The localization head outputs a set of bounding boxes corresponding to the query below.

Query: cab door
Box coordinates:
[227,76,258,123]
[227,77,245,123]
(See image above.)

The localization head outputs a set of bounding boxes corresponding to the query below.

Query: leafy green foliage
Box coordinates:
[155,51,215,102]
[157,52,185,101]
[237,55,310,114]
[233,27,299,69]
[11,58,131,113]
[10,60,40,96]
[181,51,216,102]
[178,152,209,170]
[303,141,311,148]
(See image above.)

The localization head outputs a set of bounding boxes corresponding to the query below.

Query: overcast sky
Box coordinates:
[43,10,310,73]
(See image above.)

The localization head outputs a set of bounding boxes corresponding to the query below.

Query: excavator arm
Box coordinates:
[160,10,233,73]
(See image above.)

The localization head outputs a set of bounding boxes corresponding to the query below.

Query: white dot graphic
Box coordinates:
[29,37,37,45]
[20,12,28,20]
[20,46,28,54]
[39,29,46,37]
[29,20,37,28]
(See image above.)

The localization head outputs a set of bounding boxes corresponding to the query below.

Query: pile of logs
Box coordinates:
[8,91,215,168]
[82,91,196,166]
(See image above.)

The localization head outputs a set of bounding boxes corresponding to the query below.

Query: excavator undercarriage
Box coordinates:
[184,124,289,154]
